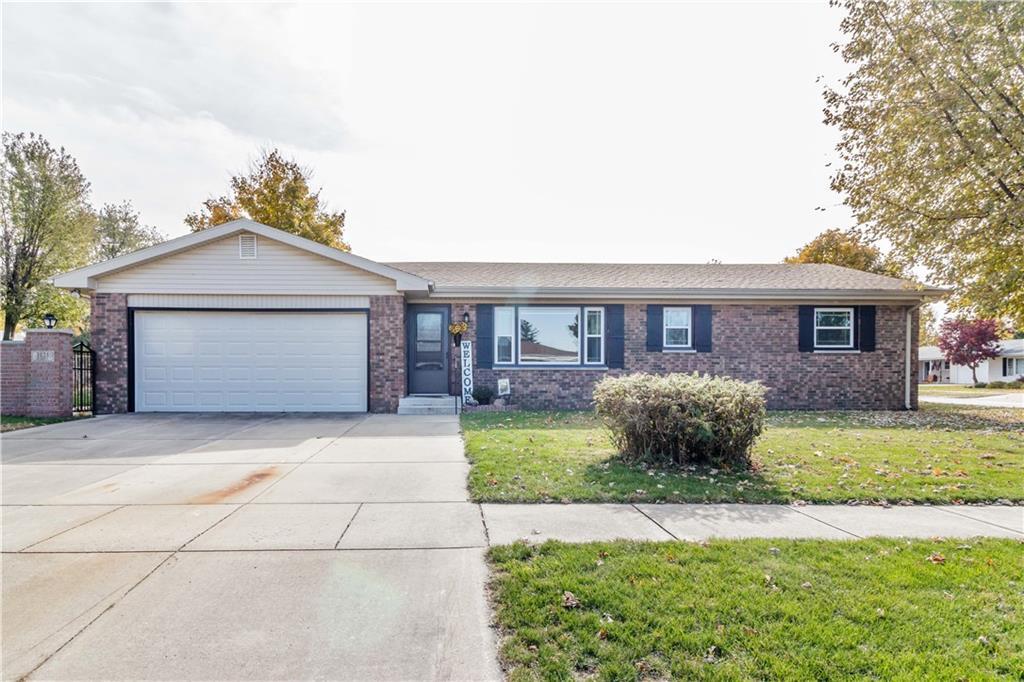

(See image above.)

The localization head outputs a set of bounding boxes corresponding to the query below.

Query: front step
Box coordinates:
[397,395,460,416]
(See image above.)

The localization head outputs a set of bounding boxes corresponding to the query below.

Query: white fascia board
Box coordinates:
[419,286,948,302]
[51,219,431,292]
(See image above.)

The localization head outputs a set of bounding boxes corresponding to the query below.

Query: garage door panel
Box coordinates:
[134,311,367,412]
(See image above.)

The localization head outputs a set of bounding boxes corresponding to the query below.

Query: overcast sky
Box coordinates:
[2,2,854,264]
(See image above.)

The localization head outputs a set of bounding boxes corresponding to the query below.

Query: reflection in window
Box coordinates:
[495,306,515,364]
[518,307,580,364]
[814,308,853,348]
[585,308,603,364]
[663,307,692,348]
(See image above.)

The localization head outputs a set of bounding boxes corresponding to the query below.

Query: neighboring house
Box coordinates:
[919,339,1024,384]
[52,219,942,414]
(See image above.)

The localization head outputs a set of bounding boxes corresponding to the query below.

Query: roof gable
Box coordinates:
[53,219,431,292]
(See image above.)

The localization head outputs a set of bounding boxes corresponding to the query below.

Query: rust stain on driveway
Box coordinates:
[189,466,279,504]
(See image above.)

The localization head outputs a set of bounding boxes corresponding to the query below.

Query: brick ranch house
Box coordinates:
[52,219,942,414]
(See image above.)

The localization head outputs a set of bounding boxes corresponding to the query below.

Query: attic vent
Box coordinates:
[239,234,257,259]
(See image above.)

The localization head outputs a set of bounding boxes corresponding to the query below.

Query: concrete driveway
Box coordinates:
[2,413,501,681]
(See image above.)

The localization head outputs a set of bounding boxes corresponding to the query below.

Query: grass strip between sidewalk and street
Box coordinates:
[488,537,1024,681]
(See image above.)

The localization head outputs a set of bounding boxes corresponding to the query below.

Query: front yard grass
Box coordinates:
[0,415,79,433]
[489,538,1023,681]
[462,404,1024,504]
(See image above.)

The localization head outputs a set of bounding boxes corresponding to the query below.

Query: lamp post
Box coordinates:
[42,313,57,329]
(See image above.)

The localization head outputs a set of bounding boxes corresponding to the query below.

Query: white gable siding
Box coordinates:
[96,233,397,295]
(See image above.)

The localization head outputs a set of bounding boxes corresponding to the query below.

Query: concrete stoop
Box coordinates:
[397,395,460,415]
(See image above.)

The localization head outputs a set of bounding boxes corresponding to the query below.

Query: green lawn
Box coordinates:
[462,404,1024,504]
[919,383,1021,398]
[0,415,80,433]
[489,538,1023,681]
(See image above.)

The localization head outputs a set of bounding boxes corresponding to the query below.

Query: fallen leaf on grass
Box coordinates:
[562,591,580,608]
[928,552,946,564]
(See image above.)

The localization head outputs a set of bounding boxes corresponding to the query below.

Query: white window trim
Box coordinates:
[814,307,854,349]
[584,307,604,365]
[517,306,582,366]
[663,306,693,349]
[494,306,515,365]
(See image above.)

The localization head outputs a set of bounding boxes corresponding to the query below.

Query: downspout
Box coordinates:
[905,303,922,410]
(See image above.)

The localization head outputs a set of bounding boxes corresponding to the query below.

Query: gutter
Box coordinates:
[421,286,948,302]
[905,303,922,410]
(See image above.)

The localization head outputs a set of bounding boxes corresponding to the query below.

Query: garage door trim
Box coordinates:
[127,307,371,412]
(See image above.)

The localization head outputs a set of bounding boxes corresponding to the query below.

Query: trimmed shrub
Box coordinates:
[973,382,989,389]
[987,380,1008,389]
[472,385,494,405]
[593,372,767,468]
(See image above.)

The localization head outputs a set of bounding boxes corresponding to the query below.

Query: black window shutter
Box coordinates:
[859,305,876,352]
[605,305,625,368]
[475,304,493,368]
[1004,358,1009,376]
[798,306,814,352]
[646,305,663,351]
[693,305,712,353]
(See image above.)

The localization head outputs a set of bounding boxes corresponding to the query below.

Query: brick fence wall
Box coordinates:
[449,303,919,411]
[1,329,74,417]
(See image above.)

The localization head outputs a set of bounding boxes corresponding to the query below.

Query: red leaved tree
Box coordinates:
[937,319,1001,384]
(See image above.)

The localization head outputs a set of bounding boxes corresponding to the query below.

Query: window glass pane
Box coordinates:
[815,328,851,346]
[664,308,691,328]
[496,337,513,363]
[666,327,689,347]
[519,307,580,363]
[586,309,602,336]
[495,307,515,337]
[815,311,851,328]
[417,313,442,341]
[586,337,602,363]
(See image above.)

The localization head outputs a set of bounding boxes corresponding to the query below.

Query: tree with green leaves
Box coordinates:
[519,319,539,343]
[919,304,940,346]
[93,201,163,262]
[186,149,349,250]
[826,1,1024,327]
[1,133,92,339]
[784,228,905,277]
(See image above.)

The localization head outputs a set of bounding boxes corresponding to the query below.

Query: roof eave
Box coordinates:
[419,286,947,301]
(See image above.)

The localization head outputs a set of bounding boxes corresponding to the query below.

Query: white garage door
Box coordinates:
[134,311,367,412]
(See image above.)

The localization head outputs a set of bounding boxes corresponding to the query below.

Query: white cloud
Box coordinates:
[2,1,854,262]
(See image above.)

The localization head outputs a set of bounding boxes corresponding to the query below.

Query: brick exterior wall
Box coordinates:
[1,341,28,414]
[449,303,919,411]
[91,293,129,414]
[0,330,74,417]
[80,294,917,414]
[369,295,406,412]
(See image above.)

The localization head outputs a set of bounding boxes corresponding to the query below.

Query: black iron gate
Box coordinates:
[72,341,95,415]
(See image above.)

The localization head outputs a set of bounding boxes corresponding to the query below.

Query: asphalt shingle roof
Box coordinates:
[386,261,927,292]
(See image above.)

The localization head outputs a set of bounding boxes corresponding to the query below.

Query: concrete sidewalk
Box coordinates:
[920,393,1024,408]
[480,503,1023,544]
